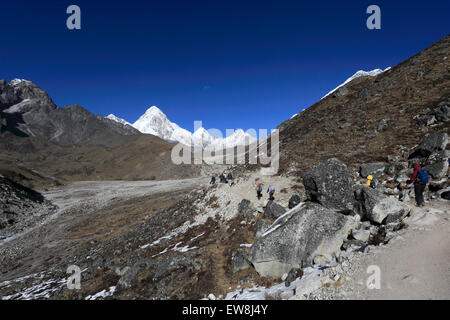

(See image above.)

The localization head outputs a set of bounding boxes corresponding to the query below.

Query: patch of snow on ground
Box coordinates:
[261,202,304,237]
[225,266,324,300]
[85,286,116,300]
[172,241,198,253]
[140,235,172,249]
[190,232,205,242]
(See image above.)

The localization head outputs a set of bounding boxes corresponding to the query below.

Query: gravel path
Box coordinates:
[338,199,450,300]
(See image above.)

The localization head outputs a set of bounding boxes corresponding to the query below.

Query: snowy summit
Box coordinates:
[106,106,256,148]
[322,68,391,99]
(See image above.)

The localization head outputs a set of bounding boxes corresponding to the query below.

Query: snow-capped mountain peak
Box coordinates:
[106,105,258,149]
[106,114,132,126]
[9,78,32,86]
[322,67,390,99]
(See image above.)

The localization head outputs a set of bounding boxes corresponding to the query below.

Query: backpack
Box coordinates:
[416,169,429,184]
[256,184,262,192]
[370,180,377,189]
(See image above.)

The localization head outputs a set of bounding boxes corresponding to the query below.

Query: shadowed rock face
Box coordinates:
[0,176,57,238]
[0,79,200,185]
[303,158,356,214]
[249,203,356,278]
[0,79,139,146]
[0,79,55,109]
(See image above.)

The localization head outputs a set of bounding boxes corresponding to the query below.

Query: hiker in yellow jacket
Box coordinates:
[365,175,376,188]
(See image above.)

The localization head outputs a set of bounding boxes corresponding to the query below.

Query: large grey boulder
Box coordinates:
[426,150,449,165]
[357,186,410,224]
[423,161,449,179]
[263,201,287,219]
[411,133,448,158]
[248,203,356,278]
[303,158,356,214]
[359,162,386,178]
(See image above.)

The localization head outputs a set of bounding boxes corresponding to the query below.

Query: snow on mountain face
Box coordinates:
[106,114,132,127]
[9,79,32,86]
[132,106,193,145]
[115,105,256,148]
[322,68,390,99]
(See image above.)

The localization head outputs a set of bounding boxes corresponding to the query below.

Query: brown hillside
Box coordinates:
[277,35,450,176]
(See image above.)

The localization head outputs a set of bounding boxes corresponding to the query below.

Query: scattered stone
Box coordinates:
[288,194,302,209]
[280,290,294,300]
[377,119,389,132]
[292,275,324,299]
[285,268,303,287]
[263,201,287,219]
[313,255,333,266]
[231,248,252,273]
[340,122,352,129]
[351,229,371,242]
[332,86,349,98]
[238,199,256,220]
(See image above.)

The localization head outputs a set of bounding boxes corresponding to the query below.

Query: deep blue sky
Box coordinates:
[1,1,449,134]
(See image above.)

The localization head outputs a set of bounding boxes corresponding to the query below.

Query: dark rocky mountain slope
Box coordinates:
[276,35,450,176]
[0,80,200,188]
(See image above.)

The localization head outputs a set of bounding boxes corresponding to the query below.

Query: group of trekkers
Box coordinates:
[365,162,430,208]
[210,172,234,186]
[210,162,430,207]
[256,182,275,201]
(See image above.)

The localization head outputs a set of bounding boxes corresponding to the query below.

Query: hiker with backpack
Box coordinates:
[210,175,216,185]
[365,175,376,189]
[267,185,275,200]
[219,173,227,184]
[226,172,234,187]
[256,183,263,200]
[408,163,429,207]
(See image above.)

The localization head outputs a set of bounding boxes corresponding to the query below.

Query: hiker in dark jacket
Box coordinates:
[219,173,227,183]
[408,163,427,207]
[226,172,234,187]
[267,185,275,200]
[210,175,216,185]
